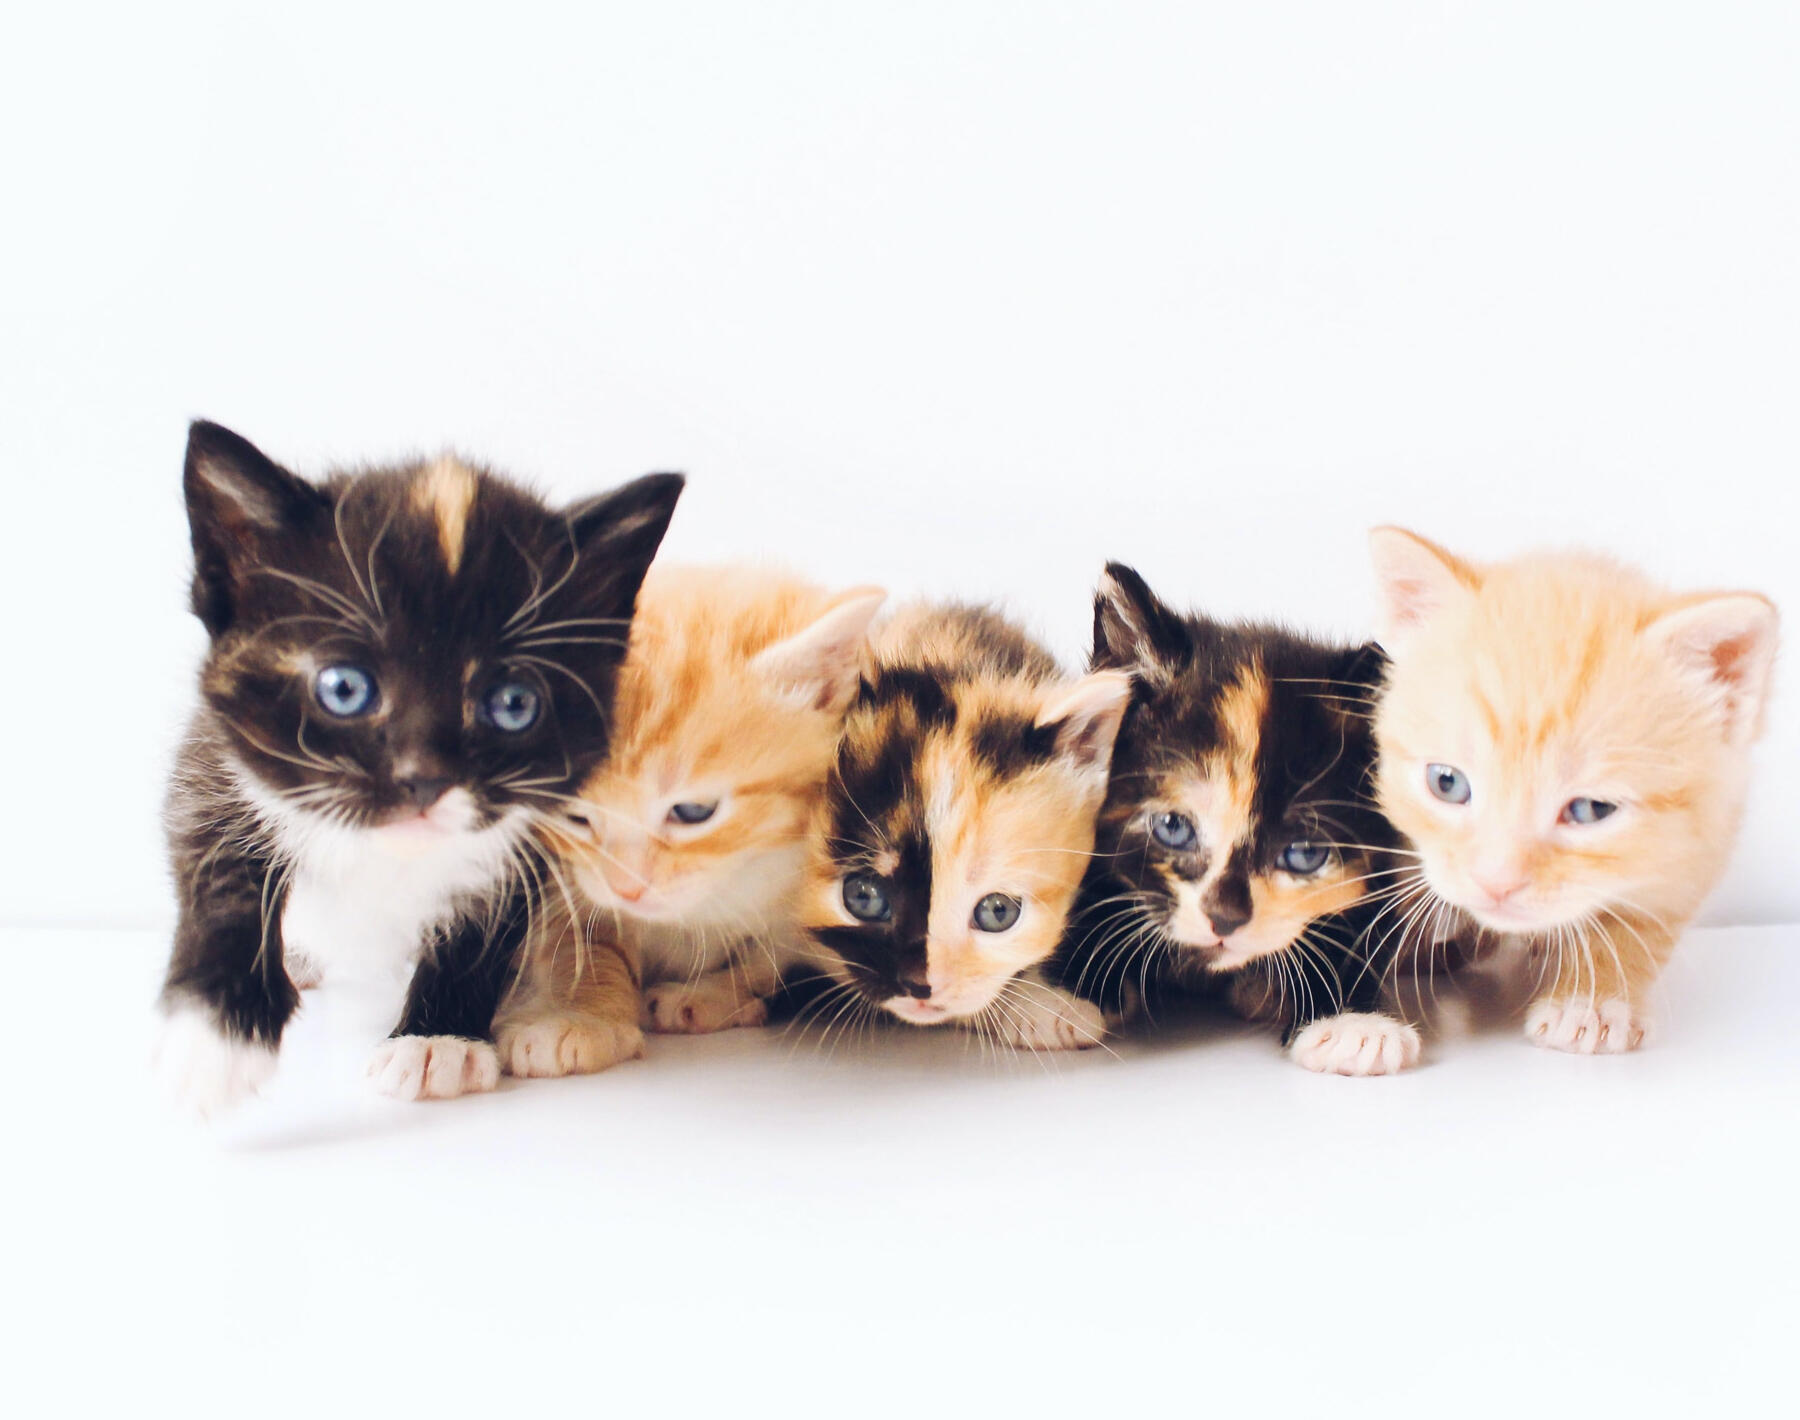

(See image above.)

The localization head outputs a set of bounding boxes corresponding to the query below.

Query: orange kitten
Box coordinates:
[1369,527,1778,1053]
[494,565,884,1076]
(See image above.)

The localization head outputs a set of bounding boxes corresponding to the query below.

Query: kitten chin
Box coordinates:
[1369,526,1778,1053]
[157,420,681,1114]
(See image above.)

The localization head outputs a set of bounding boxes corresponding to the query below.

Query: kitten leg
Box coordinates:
[642,946,786,1034]
[495,920,644,1078]
[1524,912,1670,1054]
[986,974,1107,1051]
[156,830,296,1118]
[1282,926,1422,1076]
[369,886,527,1101]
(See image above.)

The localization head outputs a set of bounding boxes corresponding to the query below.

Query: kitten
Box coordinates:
[493,565,885,1077]
[155,421,682,1113]
[797,602,1132,1051]
[1369,526,1778,1053]
[1051,564,1421,1075]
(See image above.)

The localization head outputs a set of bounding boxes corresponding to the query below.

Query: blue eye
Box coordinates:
[1151,812,1197,849]
[1426,764,1471,805]
[315,664,377,718]
[668,801,718,825]
[972,893,1022,933]
[483,680,541,733]
[843,874,892,923]
[1562,797,1618,825]
[1279,841,1331,875]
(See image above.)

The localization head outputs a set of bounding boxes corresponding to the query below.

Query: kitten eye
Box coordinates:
[1279,841,1331,875]
[668,801,718,825]
[1150,811,1197,850]
[315,664,377,718]
[842,874,892,923]
[483,680,541,733]
[1561,797,1618,825]
[971,892,1022,933]
[1426,764,1471,805]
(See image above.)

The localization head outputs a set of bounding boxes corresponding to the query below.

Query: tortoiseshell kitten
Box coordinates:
[155,421,682,1114]
[798,603,1131,1050]
[1051,564,1422,1075]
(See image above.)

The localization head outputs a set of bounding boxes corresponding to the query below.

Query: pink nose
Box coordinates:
[1471,868,1529,904]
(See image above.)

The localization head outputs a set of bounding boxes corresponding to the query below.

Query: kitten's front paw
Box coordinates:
[1289,1012,1422,1076]
[991,991,1107,1052]
[1525,997,1646,1054]
[643,981,769,1034]
[367,1036,500,1100]
[154,1005,279,1118]
[497,1014,644,1077]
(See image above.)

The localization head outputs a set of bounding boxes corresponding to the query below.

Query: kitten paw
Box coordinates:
[643,981,769,1034]
[367,1035,500,1100]
[1524,997,1646,1054]
[497,1014,644,1077]
[1289,1012,1422,1076]
[991,992,1107,1051]
[154,1005,278,1118]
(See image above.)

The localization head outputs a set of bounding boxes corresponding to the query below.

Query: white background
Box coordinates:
[1,1,1795,929]
[4,8,1798,1415]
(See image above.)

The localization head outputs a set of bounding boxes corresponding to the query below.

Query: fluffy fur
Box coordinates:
[1052,564,1420,1075]
[797,603,1131,1050]
[1370,526,1779,1052]
[493,565,885,1075]
[157,421,681,1113]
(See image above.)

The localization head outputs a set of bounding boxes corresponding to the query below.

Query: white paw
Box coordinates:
[991,991,1107,1052]
[643,981,769,1034]
[1525,997,1646,1054]
[366,1035,501,1100]
[153,1004,278,1118]
[496,1014,644,1077]
[1289,1012,1422,1076]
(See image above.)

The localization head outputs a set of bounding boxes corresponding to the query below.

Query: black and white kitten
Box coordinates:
[1050,564,1422,1075]
[156,421,682,1113]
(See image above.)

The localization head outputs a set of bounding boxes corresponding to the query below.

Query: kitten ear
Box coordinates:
[1036,670,1133,776]
[752,588,887,714]
[1646,592,1779,744]
[561,471,686,614]
[1093,562,1184,681]
[1368,526,1478,657]
[183,420,329,636]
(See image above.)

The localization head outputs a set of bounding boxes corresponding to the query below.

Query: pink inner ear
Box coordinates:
[1388,577,1437,626]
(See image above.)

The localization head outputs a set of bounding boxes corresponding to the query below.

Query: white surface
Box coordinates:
[2,2,1798,929]
[14,923,1798,1413]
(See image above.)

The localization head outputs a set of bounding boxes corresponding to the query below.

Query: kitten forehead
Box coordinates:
[412,456,479,575]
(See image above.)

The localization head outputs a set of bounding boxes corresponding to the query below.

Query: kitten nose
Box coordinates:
[1472,868,1528,904]
[1204,906,1250,939]
[398,776,453,811]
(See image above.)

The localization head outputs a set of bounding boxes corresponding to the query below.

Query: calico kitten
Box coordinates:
[1369,526,1778,1053]
[1051,564,1420,1075]
[798,602,1132,1050]
[156,421,682,1113]
[493,565,885,1077]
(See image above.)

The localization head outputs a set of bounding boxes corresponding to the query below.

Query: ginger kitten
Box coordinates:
[494,565,884,1077]
[798,603,1131,1051]
[157,421,681,1112]
[1052,564,1420,1075]
[1369,527,1778,1053]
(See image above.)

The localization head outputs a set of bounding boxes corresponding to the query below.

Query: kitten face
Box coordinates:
[1370,527,1778,933]
[1086,564,1392,974]
[802,609,1130,1025]
[554,566,884,928]
[185,422,682,859]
